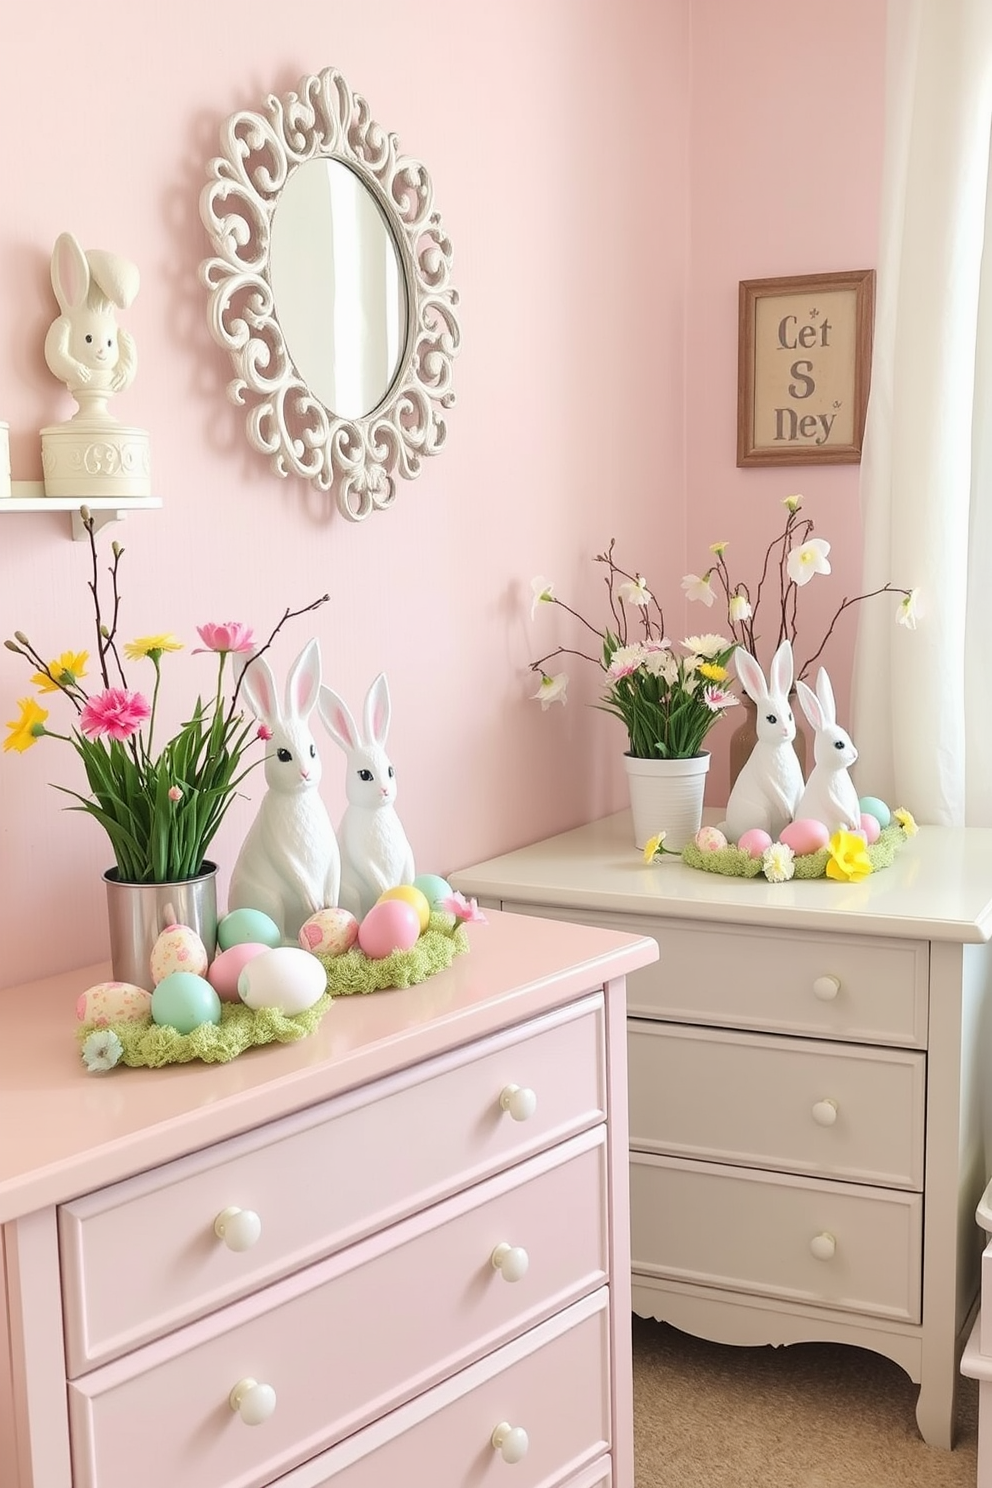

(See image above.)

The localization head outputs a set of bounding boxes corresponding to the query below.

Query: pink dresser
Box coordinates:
[0,909,657,1488]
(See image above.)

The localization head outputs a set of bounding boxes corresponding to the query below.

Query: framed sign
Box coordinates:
[737,269,875,467]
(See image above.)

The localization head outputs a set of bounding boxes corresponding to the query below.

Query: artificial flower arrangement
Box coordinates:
[530,539,739,758]
[4,508,330,884]
[682,492,919,683]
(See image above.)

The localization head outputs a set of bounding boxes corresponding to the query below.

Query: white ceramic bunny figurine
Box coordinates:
[228,639,341,941]
[318,672,416,919]
[794,668,861,832]
[44,230,139,420]
[723,639,805,845]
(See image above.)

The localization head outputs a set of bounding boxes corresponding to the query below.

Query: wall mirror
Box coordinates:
[199,66,460,521]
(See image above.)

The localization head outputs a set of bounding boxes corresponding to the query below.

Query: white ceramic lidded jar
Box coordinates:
[0,422,10,498]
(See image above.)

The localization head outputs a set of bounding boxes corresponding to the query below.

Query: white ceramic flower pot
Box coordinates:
[623,752,710,850]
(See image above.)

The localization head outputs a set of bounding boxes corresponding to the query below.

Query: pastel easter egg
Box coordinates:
[377,884,431,932]
[859,796,891,829]
[76,981,153,1027]
[207,942,270,1002]
[694,826,728,853]
[412,873,453,907]
[217,907,282,951]
[298,907,360,957]
[151,972,222,1035]
[780,818,831,856]
[237,946,327,1014]
[737,828,772,859]
[150,923,209,985]
[860,812,882,845]
[358,899,422,960]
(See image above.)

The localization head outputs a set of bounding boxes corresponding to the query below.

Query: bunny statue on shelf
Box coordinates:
[44,231,139,421]
[318,672,416,919]
[228,639,341,942]
[794,668,862,833]
[723,639,805,846]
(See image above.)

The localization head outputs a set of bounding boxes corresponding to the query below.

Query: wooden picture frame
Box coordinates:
[737,269,875,466]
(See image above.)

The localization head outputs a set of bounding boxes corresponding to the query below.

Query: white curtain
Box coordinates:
[852,0,992,824]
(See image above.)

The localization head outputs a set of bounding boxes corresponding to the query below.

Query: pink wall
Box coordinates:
[0,0,886,989]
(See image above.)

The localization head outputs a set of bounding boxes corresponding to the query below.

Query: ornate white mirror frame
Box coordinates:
[199,66,460,521]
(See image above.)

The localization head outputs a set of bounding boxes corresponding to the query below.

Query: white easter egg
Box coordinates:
[150,923,209,985]
[237,946,328,1014]
[298,907,360,957]
[76,981,153,1027]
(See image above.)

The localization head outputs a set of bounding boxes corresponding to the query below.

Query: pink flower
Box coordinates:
[194,622,255,655]
[702,684,739,713]
[257,723,273,741]
[79,688,152,741]
[440,891,488,925]
[168,785,183,801]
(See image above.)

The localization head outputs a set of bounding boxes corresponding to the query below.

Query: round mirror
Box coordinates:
[269,159,408,419]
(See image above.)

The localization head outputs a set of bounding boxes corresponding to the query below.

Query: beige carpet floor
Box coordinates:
[632,1316,979,1487]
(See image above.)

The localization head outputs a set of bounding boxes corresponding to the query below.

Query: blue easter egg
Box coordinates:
[412,873,453,908]
[151,972,222,1034]
[218,907,282,950]
[858,796,891,829]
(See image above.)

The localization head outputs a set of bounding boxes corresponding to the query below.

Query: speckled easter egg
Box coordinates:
[207,942,270,1001]
[737,828,773,859]
[860,812,882,845]
[76,981,152,1027]
[412,873,453,907]
[859,796,891,829]
[693,826,728,853]
[298,907,360,957]
[217,907,282,950]
[358,899,422,960]
[780,818,831,856]
[151,972,222,1035]
[150,923,209,985]
[237,946,327,1014]
[377,884,432,932]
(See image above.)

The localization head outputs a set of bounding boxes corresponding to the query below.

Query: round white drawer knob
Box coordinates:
[812,1099,838,1127]
[812,974,841,1002]
[810,1231,837,1262]
[229,1377,276,1424]
[499,1084,537,1122]
[491,1421,529,1463]
[491,1242,530,1282]
[215,1207,262,1252]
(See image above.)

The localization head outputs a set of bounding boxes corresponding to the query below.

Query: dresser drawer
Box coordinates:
[60,995,605,1373]
[628,1020,926,1189]
[500,903,928,1047]
[630,1153,922,1323]
[275,1292,611,1488]
[68,1130,608,1488]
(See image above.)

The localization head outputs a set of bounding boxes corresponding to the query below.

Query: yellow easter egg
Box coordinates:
[377,884,431,932]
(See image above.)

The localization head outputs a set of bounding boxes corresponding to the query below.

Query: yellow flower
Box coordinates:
[4,697,49,753]
[893,807,918,836]
[32,650,89,692]
[124,633,184,660]
[825,830,873,883]
[643,831,667,863]
[697,662,729,682]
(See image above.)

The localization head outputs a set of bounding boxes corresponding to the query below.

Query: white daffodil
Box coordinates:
[896,589,920,630]
[618,575,652,608]
[532,672,568,709]
[643,648,680,685]
[762,842,796,883]
[786,537,831,587]
[681,573,716,606]
[682,633,731,658]
[729,591,752,623]
[530,576,555,619]
[783,493,803,513]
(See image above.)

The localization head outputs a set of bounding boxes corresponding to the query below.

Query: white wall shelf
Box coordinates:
[0,482,162,539]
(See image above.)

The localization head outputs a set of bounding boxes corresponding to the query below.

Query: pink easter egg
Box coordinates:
[737,828,772,859]
[358,900,422,960]
[780,818,831,856]
[694,826,728,853]
[76,981,153,1026]
[860,812,881,844]
[207,942,270,1002]
[299,907,360,957]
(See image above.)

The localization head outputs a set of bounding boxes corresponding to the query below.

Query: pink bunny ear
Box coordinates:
[733,649,767,705]
[318,686,361,751]
[795,678,824,731]
[286,639,321,719]
[769,639,794,698]
[239,655,278,724]
[815,667,837,725]
[363,673,391,746]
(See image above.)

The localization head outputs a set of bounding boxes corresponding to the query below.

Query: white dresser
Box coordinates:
[0,909,657,1488]
[451,811,992,1449]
